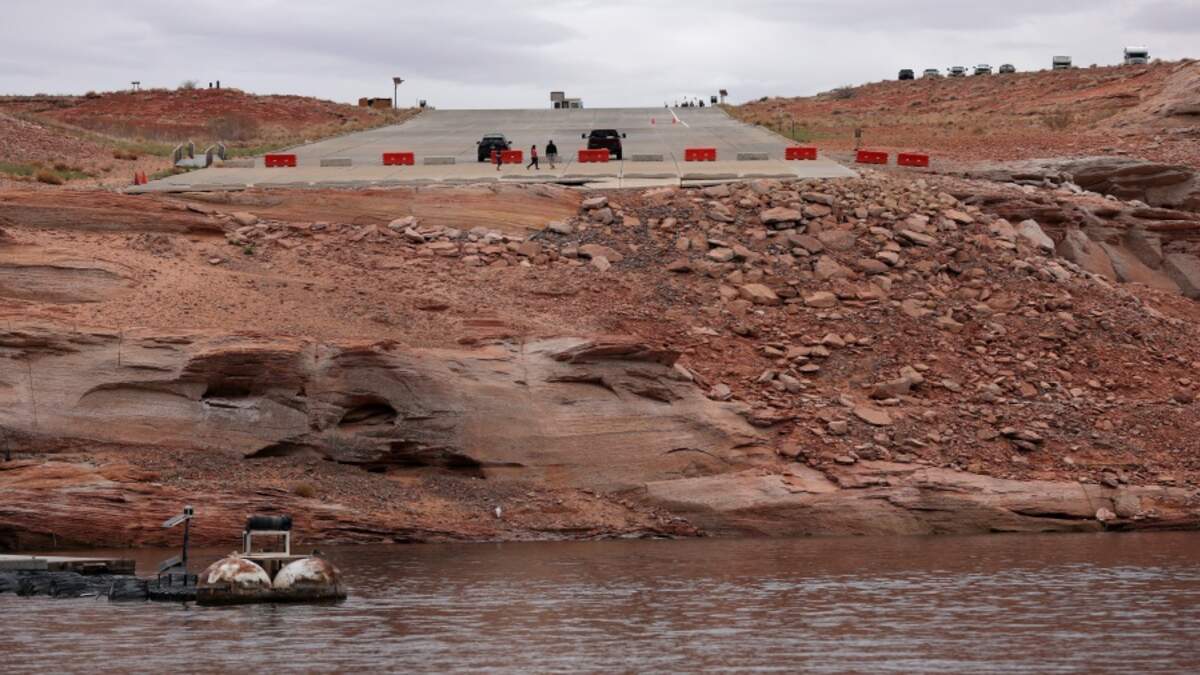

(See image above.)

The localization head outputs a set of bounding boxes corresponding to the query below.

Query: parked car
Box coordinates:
[898,69,915,81]
[1052,56,1072,70]
[974,64,993,75]
[582,129,627,160]
[1123,47,1150,65]
[922,68,942,79]
[477,133,512,162]
[948,66,967,78]
[999,64,1017,74]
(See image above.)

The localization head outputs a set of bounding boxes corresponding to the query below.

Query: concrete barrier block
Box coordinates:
[320,157,353,167]
[216,159,255,169]
[631,154,664,162]
[424,156,456,165]
[737,152,770,161]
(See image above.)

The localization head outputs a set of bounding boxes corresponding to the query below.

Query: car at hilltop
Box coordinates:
[948,66,967,78]
[922,68,942,79]
[898,69,915,81]
[999,64,1017,74]
[974,64,993,75]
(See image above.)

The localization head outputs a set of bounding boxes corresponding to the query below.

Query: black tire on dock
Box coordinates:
[108,577,150,601]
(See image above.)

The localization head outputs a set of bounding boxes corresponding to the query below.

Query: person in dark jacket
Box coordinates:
[526,144,539,170]
[545,140,558,169]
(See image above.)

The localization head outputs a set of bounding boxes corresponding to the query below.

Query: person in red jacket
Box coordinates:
[526,144,539,171]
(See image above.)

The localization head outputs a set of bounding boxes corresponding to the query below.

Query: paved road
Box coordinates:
[137,107,855,192]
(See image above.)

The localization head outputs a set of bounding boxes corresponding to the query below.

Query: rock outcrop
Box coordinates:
[0,327,764,492]
[644,462,1197,537]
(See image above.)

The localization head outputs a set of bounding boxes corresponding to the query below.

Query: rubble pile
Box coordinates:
[198,173,1200,491]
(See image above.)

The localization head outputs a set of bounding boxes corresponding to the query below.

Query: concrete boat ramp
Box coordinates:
[132,107,855,193]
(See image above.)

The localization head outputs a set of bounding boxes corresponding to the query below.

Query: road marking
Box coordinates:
[670,109,690,128]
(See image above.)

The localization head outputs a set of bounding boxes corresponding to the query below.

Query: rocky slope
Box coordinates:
[732,60,1200,169]
[2,174,1200,549]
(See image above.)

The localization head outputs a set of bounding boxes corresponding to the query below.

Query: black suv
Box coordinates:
[582,129,627,160]
[477,133,512,162]
[898,69,915,81]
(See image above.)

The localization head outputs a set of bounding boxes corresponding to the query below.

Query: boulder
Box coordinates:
[760,207,803,225]
[814,255,850,280]
[1163,253,1200,298]
[578,244,624,263]
[231,212,259,227]
[1017,220,1054,254]
[816,229,857,252]
[738,284,780,306]
[1057,229,1116,280]
[804,291,839,308]
[1124,228,1164,269]
[1099,242,1180,292]
[707,247,736,263]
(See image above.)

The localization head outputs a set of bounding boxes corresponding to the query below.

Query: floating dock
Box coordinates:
[0,554,135,575]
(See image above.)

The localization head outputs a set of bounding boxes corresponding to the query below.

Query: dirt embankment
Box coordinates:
[2,175,1200,550]
[0,89,417,189]
[732,60,1200,169]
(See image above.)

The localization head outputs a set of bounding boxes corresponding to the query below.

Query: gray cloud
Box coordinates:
[0,1,1196,107]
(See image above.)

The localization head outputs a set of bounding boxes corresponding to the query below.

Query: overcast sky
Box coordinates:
[2,0,1198,108]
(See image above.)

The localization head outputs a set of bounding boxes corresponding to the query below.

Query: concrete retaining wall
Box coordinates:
[424,156,456,165]
[737,152,770,161]
[631,154,664,162]
[320,158,353,167]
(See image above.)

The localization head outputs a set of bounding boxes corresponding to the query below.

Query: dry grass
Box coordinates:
[293,482,318,499]
[1042,111,1075,131]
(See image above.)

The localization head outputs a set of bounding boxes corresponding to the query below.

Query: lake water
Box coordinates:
[3,533,1200,673]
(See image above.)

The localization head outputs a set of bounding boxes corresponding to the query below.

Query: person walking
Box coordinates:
[526,144,539,170]
[494,147,503,171]
[545,140,558,169]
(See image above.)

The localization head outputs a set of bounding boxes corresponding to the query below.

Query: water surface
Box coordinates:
[3,533,1200,673]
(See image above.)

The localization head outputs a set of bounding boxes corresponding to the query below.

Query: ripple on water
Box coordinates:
[3,533,1200,673]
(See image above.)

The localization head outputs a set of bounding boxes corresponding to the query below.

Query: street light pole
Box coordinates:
[393,76,404,109]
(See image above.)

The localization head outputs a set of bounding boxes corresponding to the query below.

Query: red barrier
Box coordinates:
[785,146,818,161]
[684,147,717,162]
[499,150,523,164]
[382,152,415,166]
[855,150,889,165]
[265,154,297,168]
[577,149,610,163]
[897,152,930,168]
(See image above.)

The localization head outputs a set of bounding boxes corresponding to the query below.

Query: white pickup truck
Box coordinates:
[1052,56,1072,70]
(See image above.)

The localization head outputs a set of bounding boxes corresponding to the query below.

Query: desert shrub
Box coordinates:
[178,80,198,90]
[35,169,64,185]
[830,87,856,100]
[1042,111,1074,130]
[53,161,69,172]
[208,113,261,142]
[293,483,317,499]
